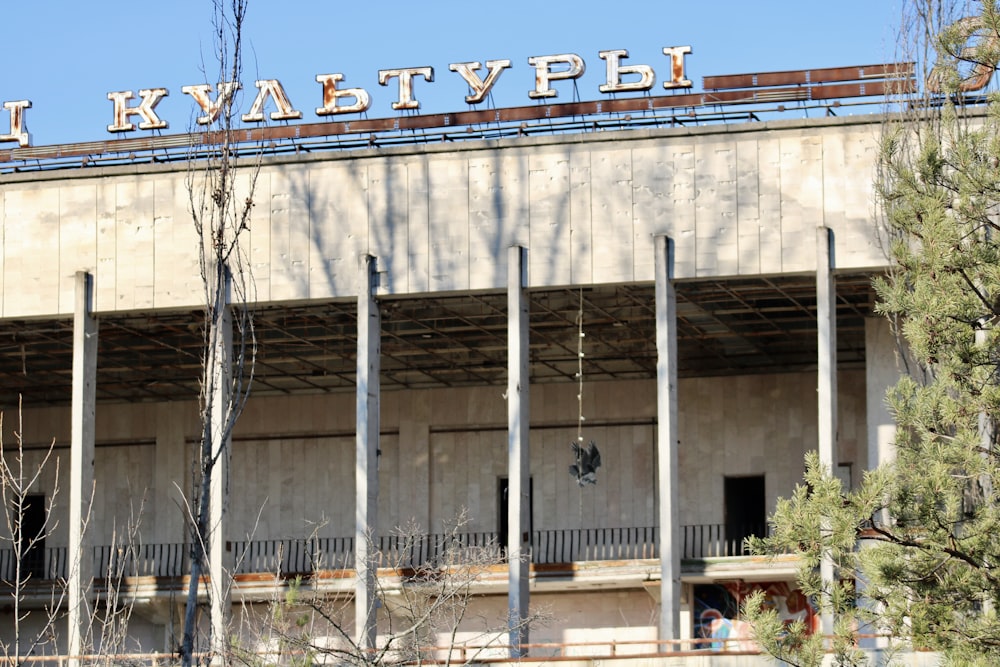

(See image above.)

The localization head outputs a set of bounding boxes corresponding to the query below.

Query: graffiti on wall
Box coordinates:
[693,581,819,651]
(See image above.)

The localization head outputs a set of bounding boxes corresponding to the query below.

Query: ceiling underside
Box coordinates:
[0,274,876,407]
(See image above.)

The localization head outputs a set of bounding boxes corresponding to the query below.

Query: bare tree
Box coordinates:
[233,514,542,667]
[0,403,64,665]
[83,497,147,660]
[0,399,154,667]
[179,0,259,664]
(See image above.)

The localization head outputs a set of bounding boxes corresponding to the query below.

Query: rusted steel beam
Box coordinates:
[809,79,917,100]
[704,62,916,91]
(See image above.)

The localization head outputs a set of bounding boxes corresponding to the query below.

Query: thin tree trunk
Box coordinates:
[181,444,213,667]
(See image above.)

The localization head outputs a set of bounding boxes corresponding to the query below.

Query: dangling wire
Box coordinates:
[569,287,602,487]
[576,287,585,446]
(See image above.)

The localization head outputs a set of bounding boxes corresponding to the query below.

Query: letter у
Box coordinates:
[1,100,31,147]
[181,82,242,125]
[449,60,512,104]
[528,54,585,99]
[107,88,169,132]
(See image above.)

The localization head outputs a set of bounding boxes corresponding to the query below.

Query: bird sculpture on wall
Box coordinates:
[569,441,601,486]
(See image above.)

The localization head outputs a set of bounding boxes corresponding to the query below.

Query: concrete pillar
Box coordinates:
[860,316,899,649]
[154,403,188,548]
[654,235,680,647]
[398,394,431,532]
[507,245,530,657]
[208,267,233,659]
[816,226,838,638]
[866,317,898,472]
[355,254,381,651]
[153,404,187,654]
[68,271,97,665]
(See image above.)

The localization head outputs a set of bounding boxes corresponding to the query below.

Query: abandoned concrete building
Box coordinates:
[0,60,916,660]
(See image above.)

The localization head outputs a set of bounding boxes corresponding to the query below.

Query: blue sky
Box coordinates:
[3,1,904,147]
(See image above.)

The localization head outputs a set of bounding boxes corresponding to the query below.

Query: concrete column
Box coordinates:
[860,316,899,649]
[654,235,680,647]
[866,317,898,472]
[398,394,431,532]
[68,271,97,665]
[355,254,381,651]
[816,226,838,638]
[209,267,233,659]
[507,245,530,657]
[153,404,187,654]
[154,403,188,547]
[817,227,838,476]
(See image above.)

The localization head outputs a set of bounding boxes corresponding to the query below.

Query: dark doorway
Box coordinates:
[20,494,47,579]
[724,476,765,556]
[497,477,533,553]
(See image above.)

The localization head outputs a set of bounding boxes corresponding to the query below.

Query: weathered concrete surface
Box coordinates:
[0,114,887,319]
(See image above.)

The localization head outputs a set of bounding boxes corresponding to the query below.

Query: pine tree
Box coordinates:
[747,3,1000,665]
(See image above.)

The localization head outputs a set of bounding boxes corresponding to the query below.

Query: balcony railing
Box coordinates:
[0,523,768,582]
[682,522,769,558]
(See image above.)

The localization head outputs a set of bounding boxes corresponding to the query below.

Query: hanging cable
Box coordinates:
[576,287,585,446]
[570,288,601,486]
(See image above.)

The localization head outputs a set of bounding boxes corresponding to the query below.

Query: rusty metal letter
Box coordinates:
[181,82,242,125]
[449,60,512,104]
[528,54,585,99]
[378,67,434,110]
[242,79,303,123]
[927,16,1000,93]
[106,88,169,133]
[316,74,372,115]
[599,49,655,93]
[0,100,32,147]
[662,46,693,89]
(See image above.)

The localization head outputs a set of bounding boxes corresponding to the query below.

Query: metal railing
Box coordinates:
[0,547,65,581]
[682,522,769,558]
[229,536,348,575]
[1,95,898,175]
[0,523,769,582]
[532,526,659,563]
[93,542,188,578]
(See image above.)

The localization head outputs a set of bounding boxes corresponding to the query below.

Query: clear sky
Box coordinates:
[3,1,904,147]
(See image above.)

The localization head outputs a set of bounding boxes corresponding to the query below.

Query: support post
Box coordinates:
[209,266,232,660]
[507,245,530,656]
[859,316,898,648]
[866,317,897,480]
[816,226,838,639]
[355,254,381,651]
[154,403,187,566]
[68,271,97,666]
[654,236,680,648]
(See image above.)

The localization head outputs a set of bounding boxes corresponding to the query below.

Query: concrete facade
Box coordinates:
[6,371,867,553]
[0,116,884,317]
[0,109,905,659]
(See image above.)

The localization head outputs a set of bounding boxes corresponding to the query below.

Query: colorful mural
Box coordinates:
[693,581,819,651]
